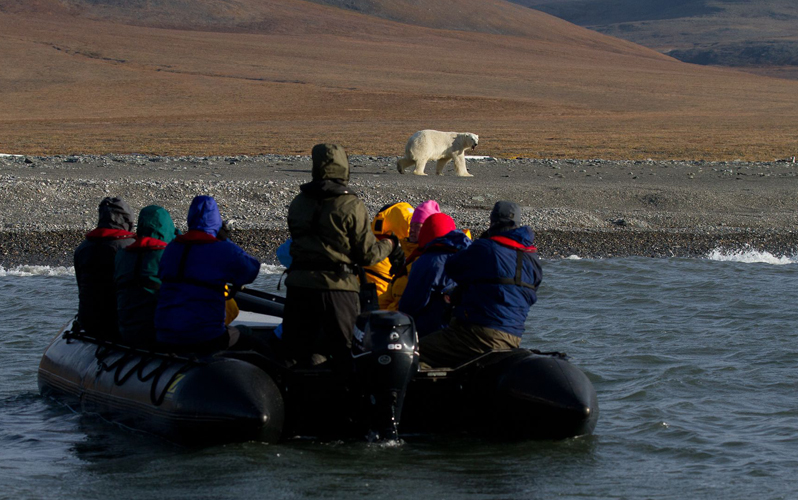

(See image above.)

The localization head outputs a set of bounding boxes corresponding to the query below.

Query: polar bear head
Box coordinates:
[457,133,479,151]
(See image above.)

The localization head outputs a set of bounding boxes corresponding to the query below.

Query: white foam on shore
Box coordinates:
[0,265,75,277]
[0,263,283,278]
[465,155,493,160]
[260,263,285,275]
[0,153,24,157]
[565,255,582,260]
[706,248,797,265]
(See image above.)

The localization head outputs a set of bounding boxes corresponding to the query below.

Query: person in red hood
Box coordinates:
[74,197,136,340]
[398,213,471,337]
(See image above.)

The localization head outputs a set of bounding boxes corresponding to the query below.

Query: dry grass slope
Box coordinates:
[1,0,797,159]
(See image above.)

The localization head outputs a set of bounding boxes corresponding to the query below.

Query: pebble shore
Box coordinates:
[1,153,797,266]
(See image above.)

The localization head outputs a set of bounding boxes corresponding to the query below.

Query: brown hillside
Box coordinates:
[1,0,797,159]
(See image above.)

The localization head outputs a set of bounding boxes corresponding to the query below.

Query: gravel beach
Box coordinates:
[1,153,797,267]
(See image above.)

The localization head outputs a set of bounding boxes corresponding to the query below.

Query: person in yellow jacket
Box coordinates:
[378,200,439,310]
[379,200,472,311]
[363,202,414,296]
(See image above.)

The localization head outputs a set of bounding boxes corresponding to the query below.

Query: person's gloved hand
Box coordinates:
[387,234,405,275]
[217,220,232,241]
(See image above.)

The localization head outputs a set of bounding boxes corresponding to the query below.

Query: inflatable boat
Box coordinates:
[38,290,598,444]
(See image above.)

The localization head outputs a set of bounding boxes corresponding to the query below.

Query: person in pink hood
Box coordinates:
[408,200,441,244]
[378,200,441,310]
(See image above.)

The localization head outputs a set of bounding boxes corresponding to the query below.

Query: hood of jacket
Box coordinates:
[372,202,414,239]
[136,205,176,244]
[427,229,471,253]
[487,225,536,247]
[418,213,456,249]
[187,195,223,236]
[311,143,350,183]
[97,197,134,232]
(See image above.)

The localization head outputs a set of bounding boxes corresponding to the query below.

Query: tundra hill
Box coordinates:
[509,0,798,78]
[1,0,797,159]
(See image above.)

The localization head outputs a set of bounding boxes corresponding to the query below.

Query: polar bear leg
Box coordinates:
[397,158,415,174]
[413,158,429,176]
[453,153,473,177]
[436,158,449,175]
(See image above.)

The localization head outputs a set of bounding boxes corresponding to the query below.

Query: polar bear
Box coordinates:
[396,130,479,177]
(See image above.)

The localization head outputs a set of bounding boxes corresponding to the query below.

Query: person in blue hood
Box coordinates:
[418,201,542,369]
[398,213,471,338]
[155,195,260,352]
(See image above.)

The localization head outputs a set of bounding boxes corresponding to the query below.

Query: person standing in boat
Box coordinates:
[155,195,260,352]
[114,205,177,348]
[282,143,401,371]
[419,201,542,368]
[398,213,471,338]
[74,197,136,340]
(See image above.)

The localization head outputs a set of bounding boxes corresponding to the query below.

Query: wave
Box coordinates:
[0,263,285,278]
[260,264,285,275]
[706,248,798,265]
[0,265,75,277]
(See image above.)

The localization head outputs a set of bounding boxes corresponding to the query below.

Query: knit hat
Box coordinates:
[489,201,522,229]
[409,200,441,242]
[418,213,456,249]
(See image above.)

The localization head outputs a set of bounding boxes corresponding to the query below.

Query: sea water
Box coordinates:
[1,252,797,499]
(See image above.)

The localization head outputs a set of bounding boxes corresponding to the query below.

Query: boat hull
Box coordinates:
[39,324,598,443]
[38,326,284,444]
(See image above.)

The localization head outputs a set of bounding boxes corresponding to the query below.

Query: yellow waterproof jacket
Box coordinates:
[378,238,418,310]
[364,202,414,296]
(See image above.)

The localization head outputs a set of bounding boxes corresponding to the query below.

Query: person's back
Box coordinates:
[446,224,541,335]
[378,200,439,311]
[399,213,470,337]
[364,202,414,296]
[418,201,542,368]
[282,143,397,369]
[114,205,176,348]
[155,196,260,350]
[75,197,135,340]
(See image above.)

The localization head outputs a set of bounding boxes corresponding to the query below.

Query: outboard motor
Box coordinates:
[352,311,419,442]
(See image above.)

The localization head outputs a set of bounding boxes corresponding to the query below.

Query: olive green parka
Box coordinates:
[286,144,393,291]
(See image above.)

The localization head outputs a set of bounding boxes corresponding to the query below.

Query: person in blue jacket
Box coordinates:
[418,201,542,368]
[155,195,260,352]
[398,213,470,338]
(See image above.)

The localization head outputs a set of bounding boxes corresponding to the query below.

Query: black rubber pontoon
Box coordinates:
[38,289,598,444]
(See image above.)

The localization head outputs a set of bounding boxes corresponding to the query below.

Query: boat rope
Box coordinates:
[529,349,568,359]
[63,325,206,407]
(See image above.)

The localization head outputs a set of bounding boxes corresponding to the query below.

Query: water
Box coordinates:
[2,252,797,499]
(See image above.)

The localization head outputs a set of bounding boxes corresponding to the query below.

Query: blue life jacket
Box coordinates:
[399,230,471,337]
[155,196,259,345]
[445,226,542,337]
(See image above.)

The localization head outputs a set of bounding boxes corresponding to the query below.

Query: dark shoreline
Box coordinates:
[2,154,798,266]
[3,228,796,268]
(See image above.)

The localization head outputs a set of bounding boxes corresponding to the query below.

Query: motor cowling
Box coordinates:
[352,310,419,441]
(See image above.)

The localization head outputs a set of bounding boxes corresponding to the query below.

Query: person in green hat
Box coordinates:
[114,205,177,348]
